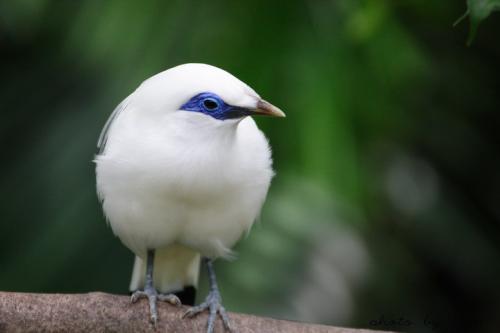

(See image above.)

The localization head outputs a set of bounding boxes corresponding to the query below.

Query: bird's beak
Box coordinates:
[252,100,286,118]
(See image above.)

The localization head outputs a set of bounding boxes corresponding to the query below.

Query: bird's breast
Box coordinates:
[96,116,273,256]
[135,117,264,201]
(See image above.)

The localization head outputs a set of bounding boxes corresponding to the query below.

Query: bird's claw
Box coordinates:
[184,290,232,333]
[131,287,181,326]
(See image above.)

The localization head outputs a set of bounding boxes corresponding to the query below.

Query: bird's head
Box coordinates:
[131,63,285,124]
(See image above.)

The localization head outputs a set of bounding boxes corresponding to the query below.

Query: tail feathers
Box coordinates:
[129,244,200,302]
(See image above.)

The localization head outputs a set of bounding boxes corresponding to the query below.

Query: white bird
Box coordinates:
[95,63,285,332]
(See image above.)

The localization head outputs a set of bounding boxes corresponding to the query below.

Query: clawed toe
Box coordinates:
[184,293,232,333]
[183,259,233,333]
[130,290,146,303]
[158,293,181,306]
[183,302,207,318]
[131,287,180,326]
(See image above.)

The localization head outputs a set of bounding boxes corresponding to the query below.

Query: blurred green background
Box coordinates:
[1,1,499,332]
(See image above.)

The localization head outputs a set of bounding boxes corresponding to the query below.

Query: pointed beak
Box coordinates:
[252,99,286,118]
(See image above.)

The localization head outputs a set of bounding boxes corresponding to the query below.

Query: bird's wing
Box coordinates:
[97,96,131,154]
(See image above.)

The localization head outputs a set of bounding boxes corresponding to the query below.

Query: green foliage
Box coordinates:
[456,0,500,44]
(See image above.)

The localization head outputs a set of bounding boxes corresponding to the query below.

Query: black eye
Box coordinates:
[202,98,219,110]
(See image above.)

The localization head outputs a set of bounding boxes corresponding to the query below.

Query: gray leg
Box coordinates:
[131,249,180,326]
[184,258,232,333]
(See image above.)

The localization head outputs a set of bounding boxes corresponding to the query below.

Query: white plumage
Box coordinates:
[95,63,281,296]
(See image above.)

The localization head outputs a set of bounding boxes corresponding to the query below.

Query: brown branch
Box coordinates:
[0,291,393,333]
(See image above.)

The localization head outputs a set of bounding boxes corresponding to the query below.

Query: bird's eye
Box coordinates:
[202,98,219,111]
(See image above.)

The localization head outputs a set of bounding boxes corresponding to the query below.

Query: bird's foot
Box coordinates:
[131,285,181,326]
[183,289,232,333]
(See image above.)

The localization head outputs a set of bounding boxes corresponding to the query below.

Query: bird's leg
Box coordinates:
[131,249,180,326]
[184,258,232,333]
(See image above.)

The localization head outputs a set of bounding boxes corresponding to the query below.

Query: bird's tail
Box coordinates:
[129,244,200,305]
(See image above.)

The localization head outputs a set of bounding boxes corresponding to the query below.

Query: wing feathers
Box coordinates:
[97,96,132,154]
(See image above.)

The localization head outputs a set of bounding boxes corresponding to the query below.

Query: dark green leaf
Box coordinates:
[459,0,500,45]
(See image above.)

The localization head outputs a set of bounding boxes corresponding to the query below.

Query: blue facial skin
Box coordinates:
[180,92,253,120]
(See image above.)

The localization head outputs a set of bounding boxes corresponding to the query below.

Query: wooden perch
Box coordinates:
[0,291,393,333]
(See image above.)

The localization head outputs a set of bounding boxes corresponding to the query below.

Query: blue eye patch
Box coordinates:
[180,92,252,120]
